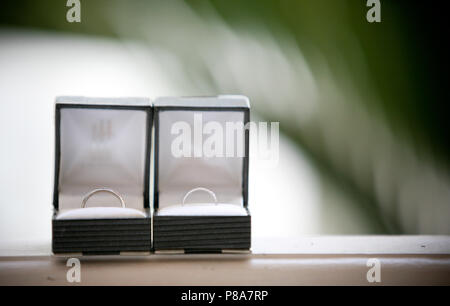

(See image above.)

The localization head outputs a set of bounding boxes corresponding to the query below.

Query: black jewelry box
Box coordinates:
[152,96,251,253]
[52,96,152,255]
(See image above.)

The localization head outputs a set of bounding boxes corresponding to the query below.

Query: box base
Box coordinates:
[52,217,151,255]
[153,215,251,253]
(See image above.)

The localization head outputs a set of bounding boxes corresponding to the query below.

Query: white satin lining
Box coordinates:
[58,108,147,210]
[157,110,245,209]
[157,203,248,216]
[56,207,148,220]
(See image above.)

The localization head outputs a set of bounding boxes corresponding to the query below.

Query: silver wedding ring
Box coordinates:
[182,187,218,206]
[81,188,126,208]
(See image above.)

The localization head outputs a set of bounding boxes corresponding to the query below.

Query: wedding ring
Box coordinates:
[81,188,126,208]
[182,187,218,206]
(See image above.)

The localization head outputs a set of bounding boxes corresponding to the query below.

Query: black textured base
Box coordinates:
[52,217,151,255]
[153,215,251,252]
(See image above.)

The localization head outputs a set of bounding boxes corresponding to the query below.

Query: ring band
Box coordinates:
[182,187,218,206]
[82,188,126,208]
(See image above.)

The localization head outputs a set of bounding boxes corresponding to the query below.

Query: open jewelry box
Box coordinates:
[153,96,251,253]
[52,96,152,255]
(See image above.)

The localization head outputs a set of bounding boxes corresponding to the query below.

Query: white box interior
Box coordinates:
[56,107,148,219]
[157,110,248,216]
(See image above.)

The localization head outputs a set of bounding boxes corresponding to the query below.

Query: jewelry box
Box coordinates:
[152,96,251,253]
[52,96,152,255]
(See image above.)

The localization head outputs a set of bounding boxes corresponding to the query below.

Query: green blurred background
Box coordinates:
[0,0,449,240]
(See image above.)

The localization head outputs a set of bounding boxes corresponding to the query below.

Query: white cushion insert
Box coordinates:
[56,207,147,220]
[157,203,248,216]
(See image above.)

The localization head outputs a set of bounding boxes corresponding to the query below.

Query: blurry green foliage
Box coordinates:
[1,0,448,234]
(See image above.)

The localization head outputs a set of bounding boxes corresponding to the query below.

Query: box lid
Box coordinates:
[154,95,250,109]
[56,96,150,107]
[53,96,152,210]
[153,95,250,211]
